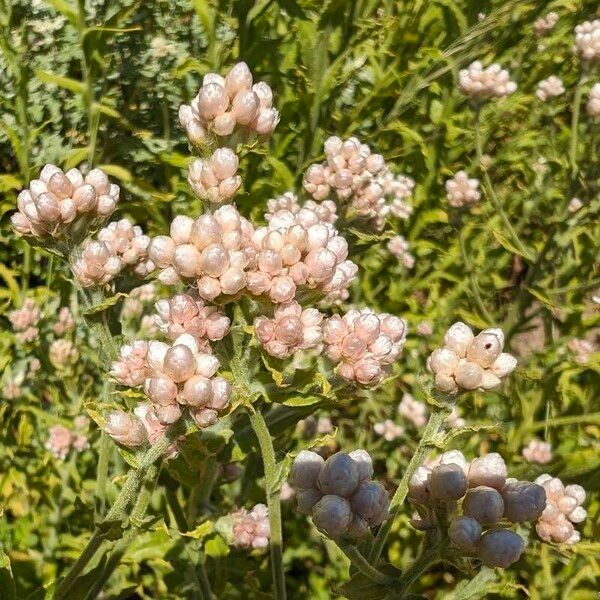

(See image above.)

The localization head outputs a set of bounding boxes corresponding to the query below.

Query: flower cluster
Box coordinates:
[254,300,323,358]
[232,504,270,549]
[323,309,407,385]
[110,340,149,387]
[535,475,587,544]
[12,165,118,239]
[188,148,241,204]
[373,419,404,441]
[249,206,357,303]
[303,136,413,226]
[568,338,596,365]
[535,76,565,101]
[49,339,79,370]
[522,439,552,464]
[179,62,279,144]
[427,322,517,394]
[398,393,428,427]
[155,292,230,346]
[266,193,338,225]
[53,307,74,335]
[290,450,389,539]
[9,298,41,343]
[74,219,154,287]
[445,171,480,208]
[574,20,600,63]
[409,451,546,568]
[387,235,415,269]
[586,83,600,122]
[534,12,558,36]
[122,283,157,320]
[45,422,89,460]
[458,61,517,102]
[141,334,231,427]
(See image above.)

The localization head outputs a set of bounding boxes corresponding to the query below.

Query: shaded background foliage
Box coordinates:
[0,0,598,598]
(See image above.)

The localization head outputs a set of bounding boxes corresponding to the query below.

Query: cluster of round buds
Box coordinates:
[104,404,181,458]
[323,309,407,385]
[458,61,517,102]
[586,83,600,122]
[49,339,79,370]
[373,419,404,441]
[535,475,587,544]
[254,300,323,358]
[232,504,270,549]
[290,450,389,539]
[568,338,596,365]
[398,393,428,427]
[110,340,149,387]
[155,292,230,347]
[97,219,155,278]
[574,20,600,63]
[522,439,553,464]
[12,165,119,239]
[248,207,357,303]
[148,205,255,302]
[265,193,338,225]
[387,235,415,269]
[178,62,279,144]
[142,334,231,427]
[188,148,241,204]
[121,283,157,320]
[427,322,516,394]
[445,171,480,208]
[536,76,565,101]
[534,12,558,36]
[8,298,41,343]
[53,307,74,335]
[303,137,414,226]
[73,240,124,287]
[45,424,88,460]
[410,451,546,568]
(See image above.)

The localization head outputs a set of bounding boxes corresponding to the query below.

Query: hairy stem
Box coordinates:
[369,401,451,563]
[249,408,287,600]
[95,429,111,518]
[339,543,395,585]
[56,428,177,596]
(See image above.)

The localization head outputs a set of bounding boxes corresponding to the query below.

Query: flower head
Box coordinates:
[458,61,517,102]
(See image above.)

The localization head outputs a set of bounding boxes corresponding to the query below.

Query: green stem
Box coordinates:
[95,429,111,518]
[84,464,160,599]
[249,408,287,600]
[339,543,395,585]
[569,75,586,180]
[56,428,178,596]
[369,401,451,563]
[473,109,529,259]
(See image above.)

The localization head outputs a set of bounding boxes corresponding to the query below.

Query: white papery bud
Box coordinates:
[408,466,431,505]
[468,453,507,490]
[317,453,360,497]
[104,410,147,447]
[449,516,482,551]
[188,148,241,205]
[463,486,504,525]
[444,322,474,357]
[428,463,468,501]
[502,481,546,522]
[110,340,149,387]
[476,529,524,568]
[290,450,325,489]
[458,61,517,101]
[522,439,552,464]
[312,495,353,537]
[467,328,504,368]
[534,12,558,36]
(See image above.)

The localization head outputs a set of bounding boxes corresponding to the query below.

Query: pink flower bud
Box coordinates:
[197,83,229,119]
[443,322,474,358]
[468,453,507,490]
[224,62,253,98]
[104,410,147,447]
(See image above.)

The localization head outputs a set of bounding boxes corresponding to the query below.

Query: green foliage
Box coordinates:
[0,0,599,599]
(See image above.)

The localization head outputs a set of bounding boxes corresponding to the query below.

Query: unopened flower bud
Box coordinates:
[463,486,505,525]
[312,495,353,537]
[290,450,325,489]
[476,529,524,568]
[449,516,482,551]
[317,453,360,497]
[468,453,507,490]
[502,481,546,522]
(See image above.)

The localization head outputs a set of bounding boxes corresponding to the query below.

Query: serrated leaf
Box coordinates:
[183,520,214,540]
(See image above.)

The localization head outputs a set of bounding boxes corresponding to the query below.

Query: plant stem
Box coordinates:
[569,74,586,180]
[249,408,287,600]
[369,401,451,563]
[95,429,111,518]
[473,108,529,259]
[339,543,395,585]
[56,428,178,596]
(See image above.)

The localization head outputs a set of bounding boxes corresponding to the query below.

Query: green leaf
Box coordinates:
[183,520,214,540]
[491,228,534,261]
[0,550,16,600]
[444,567,499,600]
[44,0,77,25]
[82,292,127,315]
[35,70,85,94]
[205,534,230,558]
